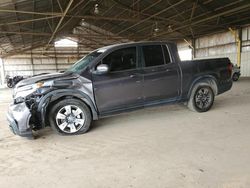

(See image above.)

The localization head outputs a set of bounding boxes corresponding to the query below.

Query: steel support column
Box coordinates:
[229,27,242,67]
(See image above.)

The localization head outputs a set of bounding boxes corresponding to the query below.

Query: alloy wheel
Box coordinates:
[55,105,85,133]
[195,87,213,110]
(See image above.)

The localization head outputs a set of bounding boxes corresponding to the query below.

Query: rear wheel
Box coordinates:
[49,99,92,135]
[188,85,214,112]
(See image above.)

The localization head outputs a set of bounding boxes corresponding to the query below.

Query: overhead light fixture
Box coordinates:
[94,4,99,14]
[154,22,159,33]
[80,19,86,26]
[168,25,173,32]
[153,22,159,36]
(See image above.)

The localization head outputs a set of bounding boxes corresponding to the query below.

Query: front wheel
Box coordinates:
[188,86,214,112]
[49,99,92,135]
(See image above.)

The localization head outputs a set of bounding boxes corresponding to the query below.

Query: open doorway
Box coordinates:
[178,49,192,61]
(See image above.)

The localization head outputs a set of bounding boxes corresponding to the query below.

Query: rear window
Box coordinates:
[142,45,165,67]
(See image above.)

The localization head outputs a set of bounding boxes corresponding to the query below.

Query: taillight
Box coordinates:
[227,63,233,76]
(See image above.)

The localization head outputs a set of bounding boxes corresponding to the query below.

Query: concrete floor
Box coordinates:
[0,79,250,188]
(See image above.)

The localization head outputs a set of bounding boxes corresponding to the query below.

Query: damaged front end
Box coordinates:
[6,72,88,138]
[7,102,32,137]
[6,81,53,137]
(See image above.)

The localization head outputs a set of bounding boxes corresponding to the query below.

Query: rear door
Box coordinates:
[92,46,143,113]
[141,44,181,103]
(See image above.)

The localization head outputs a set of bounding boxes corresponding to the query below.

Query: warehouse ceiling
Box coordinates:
[0,0,250,57]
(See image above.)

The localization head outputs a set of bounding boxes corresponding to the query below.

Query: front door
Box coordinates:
[92,46,143,114]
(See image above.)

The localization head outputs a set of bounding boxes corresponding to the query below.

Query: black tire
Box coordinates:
[49,98,92,135]
[188,85,214,112]
[232,73,239,81]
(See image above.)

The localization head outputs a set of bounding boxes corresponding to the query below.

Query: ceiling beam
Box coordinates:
[31,0,35,48]
[74,27,131,42]
[56,0,63,13]
[147,2,250,40]
[73,15,154,22]
[12,0,24,46]
[190,1,197,22]
[104,0,140,31]
[97,0,180,36]
[0,16,60,27]
[0,9,61,16]
[93,0,147,39]
[107,0,161,33]
[92,2,117,27]
[62,37,96,50]
[115,0,187,35]
[0,31,135,40]
[45,0,74,49]
[128,1,248,40]
[110,0,180,24]
[0,9,157,23]
[127,4,199,39]
[57,0,89,32]
[79,36,106,46]
[166,0,185,21]
[0,31,51,36]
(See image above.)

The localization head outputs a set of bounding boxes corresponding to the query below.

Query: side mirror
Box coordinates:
[95,64,109,75]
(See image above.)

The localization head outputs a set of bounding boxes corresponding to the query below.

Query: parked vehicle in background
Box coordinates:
[6,41,233,138]
[5,75,24,88]
[232,65,241,81]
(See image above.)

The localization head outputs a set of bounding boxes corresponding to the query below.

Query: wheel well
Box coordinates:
[188,77,218,99]
[45,95,93,126]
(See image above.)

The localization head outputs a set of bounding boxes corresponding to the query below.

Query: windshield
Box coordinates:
[66,51,102,73]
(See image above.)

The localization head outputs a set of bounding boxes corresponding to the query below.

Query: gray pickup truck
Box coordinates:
[7,41,233,137]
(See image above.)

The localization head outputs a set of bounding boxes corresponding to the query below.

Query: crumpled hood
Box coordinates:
[16,72,78,88]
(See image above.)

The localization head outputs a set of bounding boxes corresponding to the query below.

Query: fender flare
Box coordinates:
[37,89,99,127]
[187,75,218,99]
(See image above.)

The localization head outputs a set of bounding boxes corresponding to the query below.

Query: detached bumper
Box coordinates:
[6,102,33,137]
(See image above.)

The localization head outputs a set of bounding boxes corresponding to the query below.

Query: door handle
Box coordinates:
[130,73,142,78]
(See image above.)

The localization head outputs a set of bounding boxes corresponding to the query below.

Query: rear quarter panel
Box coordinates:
[180,58,232,99]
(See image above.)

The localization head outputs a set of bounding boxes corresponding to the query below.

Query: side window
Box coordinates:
[142,45,165,67]
[102,47,136,72]
[162,45,171,64]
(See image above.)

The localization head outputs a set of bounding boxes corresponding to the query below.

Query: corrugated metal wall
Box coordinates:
[3,55,77,76]
[194,26,250,77]
[195,31,237,63]
[241,51,250,77]
[1,46,90,78]
[241,26,250,77]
